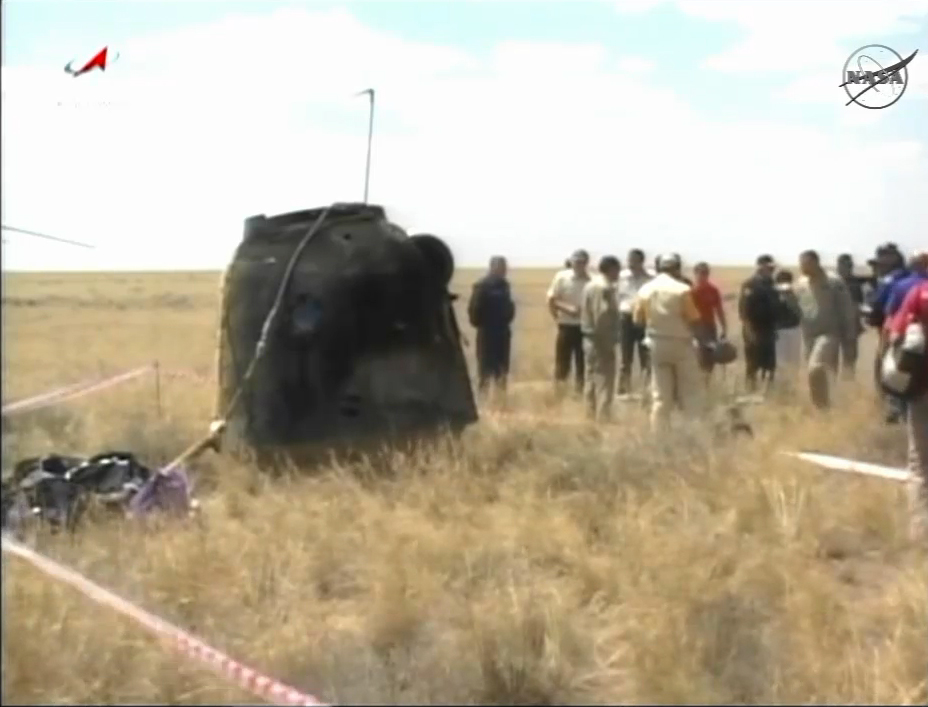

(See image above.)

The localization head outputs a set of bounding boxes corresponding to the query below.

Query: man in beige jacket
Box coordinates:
[580,255,622,422]
[633,253,705,431]
[794,249,859,410]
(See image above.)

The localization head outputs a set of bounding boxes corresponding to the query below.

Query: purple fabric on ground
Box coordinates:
[128,468,193,517]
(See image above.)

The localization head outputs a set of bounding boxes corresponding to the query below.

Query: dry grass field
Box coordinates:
[2,266,926,705]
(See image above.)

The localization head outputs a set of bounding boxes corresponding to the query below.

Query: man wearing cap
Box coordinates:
[633,253,705,431]
[880,252,928,420]
[581,255,622,421]
[738,255,780,394]
[868,244,910,423]
[468,255,516,395]
[617,248,653,395]
[868,244,908,321]
[547,250,592,395]
[836,254,866,379]
[885,252,928,324]
[795,250,859,410]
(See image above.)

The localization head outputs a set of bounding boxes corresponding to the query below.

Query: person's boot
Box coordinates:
[617,372,630,396]
[885,395,906,425]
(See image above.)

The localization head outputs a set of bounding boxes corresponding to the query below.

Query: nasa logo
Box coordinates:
[839,44,918,110]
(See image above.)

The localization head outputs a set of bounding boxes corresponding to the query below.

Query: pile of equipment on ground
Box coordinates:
[1,451,195,536]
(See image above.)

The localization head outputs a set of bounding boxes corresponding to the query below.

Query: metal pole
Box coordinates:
[356,88,375,203]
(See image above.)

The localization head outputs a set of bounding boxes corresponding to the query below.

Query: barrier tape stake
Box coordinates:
[153,360,163,421]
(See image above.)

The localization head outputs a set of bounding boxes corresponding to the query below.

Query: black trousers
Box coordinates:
[554,324,584,392]
[619,313,650,393]
[744,328,777,390]
[476,328,511,391]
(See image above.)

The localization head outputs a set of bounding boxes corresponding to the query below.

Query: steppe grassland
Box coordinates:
[2,268,926,705]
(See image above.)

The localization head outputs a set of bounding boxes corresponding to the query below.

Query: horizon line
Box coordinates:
[0,263,771,275]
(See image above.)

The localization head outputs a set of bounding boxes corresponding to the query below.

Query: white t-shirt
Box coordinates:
[776,328,803,370]
[617,268,654,313]
[547,268,590,326]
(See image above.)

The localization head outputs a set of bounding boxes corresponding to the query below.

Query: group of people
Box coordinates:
[467,248,866,422]
[465,245,927,530]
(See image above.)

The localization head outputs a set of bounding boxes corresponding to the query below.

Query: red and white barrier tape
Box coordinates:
[1,534,328,706]
[2,365,209,417]
[2,366,156,416]
[3,365,326,702]
[161,369,211,382]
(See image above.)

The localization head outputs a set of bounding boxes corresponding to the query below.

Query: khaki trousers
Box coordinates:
[584,340,617,422]
[648,337,704,431]
[803,334,840,409]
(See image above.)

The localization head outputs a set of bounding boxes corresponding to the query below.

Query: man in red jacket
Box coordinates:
[887,280,928,540]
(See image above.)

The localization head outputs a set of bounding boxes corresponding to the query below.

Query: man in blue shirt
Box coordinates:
[867,244,908,330]
[468,255,516,394]
[879,251,928,427]
[885,252,928,321]
[867,243,909,423]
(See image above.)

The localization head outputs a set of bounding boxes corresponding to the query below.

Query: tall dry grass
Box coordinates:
[2,269,925,705]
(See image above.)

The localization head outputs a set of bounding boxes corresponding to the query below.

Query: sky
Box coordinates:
[2,0,927,271]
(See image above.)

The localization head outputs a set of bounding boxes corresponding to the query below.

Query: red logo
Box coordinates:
[64,47,120,78]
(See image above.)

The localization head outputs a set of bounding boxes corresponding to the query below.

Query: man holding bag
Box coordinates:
[885,280,928,541]
[690,261,728,382]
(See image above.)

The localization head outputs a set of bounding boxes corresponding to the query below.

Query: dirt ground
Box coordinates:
[2,266,926,705]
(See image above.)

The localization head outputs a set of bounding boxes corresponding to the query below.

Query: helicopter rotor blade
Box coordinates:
[1,225,96,249]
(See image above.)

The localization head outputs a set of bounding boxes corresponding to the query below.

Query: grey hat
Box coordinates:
[657,253,681,269]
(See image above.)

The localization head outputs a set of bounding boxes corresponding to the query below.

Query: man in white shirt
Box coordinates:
[547,249,591,395]
[617,248,654,394]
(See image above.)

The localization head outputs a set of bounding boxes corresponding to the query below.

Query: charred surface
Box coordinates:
[215,203,478,461]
